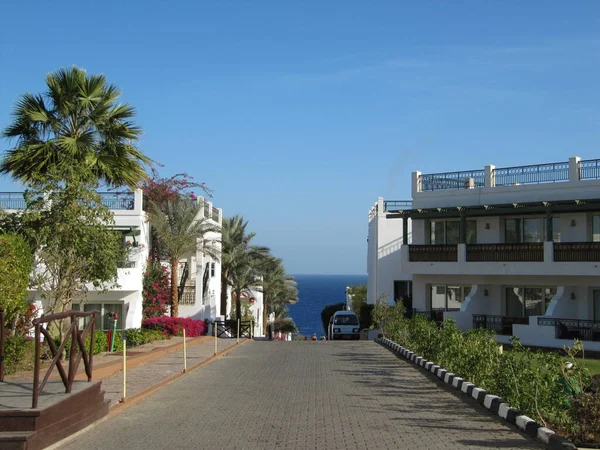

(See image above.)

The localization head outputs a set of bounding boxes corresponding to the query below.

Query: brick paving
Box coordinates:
[60,341,544,450]
[101,337,240,405]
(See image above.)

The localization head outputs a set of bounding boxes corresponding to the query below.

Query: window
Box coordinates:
[430,220,477,244]
[72,302,124,330]
[504,287,556,317]
[505,217,560,243]
[429,285,472,310]
[211,262,215,277]
[334,314,359,325]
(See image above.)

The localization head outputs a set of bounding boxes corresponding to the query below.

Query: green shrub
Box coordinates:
[125,328,165,347]
[4,335,35,375]
[0,234,33,330]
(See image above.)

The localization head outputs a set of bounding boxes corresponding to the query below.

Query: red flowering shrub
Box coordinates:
[142,316,207,337]
[142,261,171,318]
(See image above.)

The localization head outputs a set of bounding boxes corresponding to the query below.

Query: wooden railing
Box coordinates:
[32,310,99,408]
[467,243,544,262]
[472,314,528,336]
[554,242,600,262]
[409,245,457,262]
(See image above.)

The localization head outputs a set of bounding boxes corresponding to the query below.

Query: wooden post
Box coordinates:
[183,328,187,373]
[121,339,127,402]
[214,321,217,355]
[32,324,41,408]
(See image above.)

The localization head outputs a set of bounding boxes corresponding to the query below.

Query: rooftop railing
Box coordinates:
[420,170,485,191]
[579,159,600,180]
[493,162,569,186]
[416,157,600,192]
[0,192,136,210]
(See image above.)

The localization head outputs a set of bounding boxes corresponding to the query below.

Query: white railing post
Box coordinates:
[412,171,422,195]
[484,165,495,188]
[120,338,127,403]
[569,156,581,181]
[183,328,187,373]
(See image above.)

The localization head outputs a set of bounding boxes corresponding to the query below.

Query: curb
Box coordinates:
[376,337,577,450]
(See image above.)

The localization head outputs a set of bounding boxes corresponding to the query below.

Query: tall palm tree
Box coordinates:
[1,66,151,188]
[257,255,298,334]
[148,195,219,317]
[220,215,269,320]
[220,215,269,317]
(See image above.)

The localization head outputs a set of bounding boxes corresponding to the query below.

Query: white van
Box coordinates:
[328,311,361,340]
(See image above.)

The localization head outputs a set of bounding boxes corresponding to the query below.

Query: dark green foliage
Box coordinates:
[359,303,374,330]
[4,335,35,375]
[320,302,346,335]
[0,234,33,331]
[125,328,165,347]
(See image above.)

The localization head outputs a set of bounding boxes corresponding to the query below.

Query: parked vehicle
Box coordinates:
[328,311,360,340]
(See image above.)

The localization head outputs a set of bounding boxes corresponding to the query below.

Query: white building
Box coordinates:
[0,190,225,332]
[368,156,600,351]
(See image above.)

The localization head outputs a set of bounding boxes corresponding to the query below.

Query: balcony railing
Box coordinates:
[383,200,412,212]
[409,245,457,262]
[0,192,135,210]
[420,170,485,191]
[413,308,460,324]
[554,242,600,262]
[538,317,600,342]
[98,192,135,210]
[579,159,600,180]
[466,243,544,262]
[473,314,528,336]
[0,192,26,209]
[493,161,569,186]
[180,286,196,305]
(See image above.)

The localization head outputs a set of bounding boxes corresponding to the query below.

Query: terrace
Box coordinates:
[415,157,600,192]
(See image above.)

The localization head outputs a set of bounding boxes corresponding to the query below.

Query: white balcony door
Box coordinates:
[594,290,600,322]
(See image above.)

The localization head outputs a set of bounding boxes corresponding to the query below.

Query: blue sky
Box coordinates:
[1,1,599,274]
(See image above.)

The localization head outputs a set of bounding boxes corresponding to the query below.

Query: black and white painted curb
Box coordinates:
[376,337,577,450]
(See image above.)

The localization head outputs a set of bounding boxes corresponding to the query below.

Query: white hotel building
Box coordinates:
[368,156,600,351]
[0,190,249,333]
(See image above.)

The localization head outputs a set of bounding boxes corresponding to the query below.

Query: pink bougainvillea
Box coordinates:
[142,261,171,319]
[142,316,207,337]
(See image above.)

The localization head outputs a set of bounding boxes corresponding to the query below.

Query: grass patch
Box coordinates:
[575,357,600,375]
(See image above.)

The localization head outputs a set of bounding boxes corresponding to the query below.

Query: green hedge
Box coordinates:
[373,298,596,441]
[4,335,35,375]
[125,328,165,347]
[0,234,33,330]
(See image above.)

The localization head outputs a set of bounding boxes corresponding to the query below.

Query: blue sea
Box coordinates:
[287,274,368,337]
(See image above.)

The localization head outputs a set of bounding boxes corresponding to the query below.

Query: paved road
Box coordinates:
[60,341,543,450]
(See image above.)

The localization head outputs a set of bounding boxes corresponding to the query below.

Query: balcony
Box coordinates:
[554,242,600,261]
[473,314,528,336]
[538,317,600,342]
[466,243,544,262]
[408,245,457,262]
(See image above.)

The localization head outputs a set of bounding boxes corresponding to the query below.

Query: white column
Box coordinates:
[412,171,422,196]
[377,197,384,217]
[484,165,495,188]
[569,156,581,182]
[543,241,554,264]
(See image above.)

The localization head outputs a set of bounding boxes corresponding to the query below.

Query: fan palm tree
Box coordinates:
[220,215,269,317]
[257,255,298,334]
[148,195,220,317]
[1,66,151,188]
[220,215,269,320]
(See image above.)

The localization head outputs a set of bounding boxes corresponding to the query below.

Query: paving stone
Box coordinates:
[60,341,544,450]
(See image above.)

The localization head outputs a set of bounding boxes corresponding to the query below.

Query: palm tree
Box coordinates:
[220,215,269,320]
[148,195,219,317]
[1,66,151,188]
[257,255,298,334]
